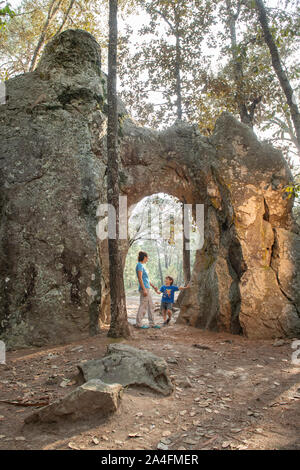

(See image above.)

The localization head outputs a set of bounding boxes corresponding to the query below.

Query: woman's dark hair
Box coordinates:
[166,276,174,285]
[138,251,148,262]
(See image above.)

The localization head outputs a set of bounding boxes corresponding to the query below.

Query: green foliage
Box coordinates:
[284,173,300,199]
[118,0,300,160]
[0,2,15,31]
[119,0,215,128]
[0,0,109,77]
[1,0,299,162]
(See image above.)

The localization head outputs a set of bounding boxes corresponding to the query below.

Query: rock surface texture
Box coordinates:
[78,344,174,396]
[24,379,123,424]
[0,29,299,346]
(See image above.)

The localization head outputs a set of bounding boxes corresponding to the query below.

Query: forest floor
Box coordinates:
[0,295,299,451]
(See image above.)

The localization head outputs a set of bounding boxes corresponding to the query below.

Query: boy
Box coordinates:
[155,276,190,326]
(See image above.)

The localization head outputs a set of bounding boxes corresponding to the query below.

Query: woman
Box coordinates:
[135,251,161,329]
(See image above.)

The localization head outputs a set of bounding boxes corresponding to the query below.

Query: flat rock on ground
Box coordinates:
[78,344,174,396]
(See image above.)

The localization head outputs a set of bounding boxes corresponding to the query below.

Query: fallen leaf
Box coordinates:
[222,441,231,448]
[157,442,168,450]
[60,379,71,388]
[68,442,80,450]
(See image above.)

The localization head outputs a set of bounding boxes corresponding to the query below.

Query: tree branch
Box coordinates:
[29,0,63,72]
[55,0,76,36]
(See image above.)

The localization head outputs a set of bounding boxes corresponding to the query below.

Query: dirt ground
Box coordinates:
[0,296,299,451]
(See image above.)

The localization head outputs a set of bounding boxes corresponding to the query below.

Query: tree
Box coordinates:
[119,0,214,128]
[196,0,282,131]
[0,0,109,78]
[107,0,131,338]
[254,0,300,148]
[0,2,15,31]
[182,201,191,284]
[155,240,164,285]
[145,1,185,121]
[29,0,76,72]
[118,0,299,166]
[223,0,263,126]
[203,0,299,156]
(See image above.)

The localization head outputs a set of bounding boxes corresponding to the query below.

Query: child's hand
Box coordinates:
[179,284,190,290]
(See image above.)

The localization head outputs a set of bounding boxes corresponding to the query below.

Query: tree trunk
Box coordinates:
[107,0,130,338]
[175,30,183,121]
[149,6,183,121]
[225,0,253,126]
[254,0,300,147]
[155,241,164,285]
[178,260,183,286]
[163,240,169,269]
[182,202,191,284]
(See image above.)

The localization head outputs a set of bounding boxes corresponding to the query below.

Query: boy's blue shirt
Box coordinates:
[136,262,150,291]
[160,285,179,303]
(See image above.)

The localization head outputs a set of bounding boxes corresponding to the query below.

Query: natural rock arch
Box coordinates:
[0,29,299,348]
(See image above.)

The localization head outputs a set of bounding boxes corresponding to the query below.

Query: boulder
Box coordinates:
[24,379,122,424]
[78,344,174,396]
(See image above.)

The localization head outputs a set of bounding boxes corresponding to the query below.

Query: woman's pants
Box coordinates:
[136,288,155,327]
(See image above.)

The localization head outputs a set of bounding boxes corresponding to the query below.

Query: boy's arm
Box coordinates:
[179,284,190,290]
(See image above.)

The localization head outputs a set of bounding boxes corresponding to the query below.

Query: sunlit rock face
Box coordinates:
[0,29,299,347]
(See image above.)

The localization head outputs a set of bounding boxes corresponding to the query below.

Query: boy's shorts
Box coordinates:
[161,302,173,311]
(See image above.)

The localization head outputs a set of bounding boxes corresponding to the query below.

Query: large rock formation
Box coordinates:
[0,29,299,347]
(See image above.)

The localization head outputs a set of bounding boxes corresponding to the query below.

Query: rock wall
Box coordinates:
[178,115,300,339]
[0,30,105,347]
[0,29,299,348]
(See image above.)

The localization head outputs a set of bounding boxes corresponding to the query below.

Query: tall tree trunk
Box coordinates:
[178,260,183,286]
[175,30,183,120]
[175,251,180,283]
[225,0,252,126]
[149,6,183,121]
[254,0,300,147]
[182,202,191,284]
[155,241,164,285]
[173,4,183,121]
[163,240,169,269]
[107,0,130,338]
